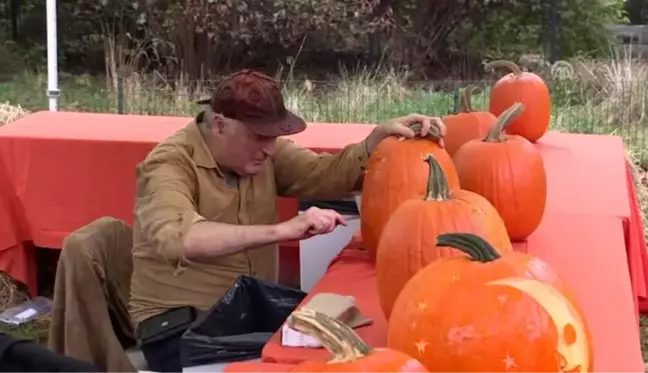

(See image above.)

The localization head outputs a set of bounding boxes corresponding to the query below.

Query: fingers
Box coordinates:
[396,127,416,139]
[431,116,447,137]
[304,208,347,236]
[333,213,348,227]
[399,114,445,138]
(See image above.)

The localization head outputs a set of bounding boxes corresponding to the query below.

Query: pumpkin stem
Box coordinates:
[424,154,451,201]
[436,233,502,262]
[485,102,525,142]
[459,84,481,113]
[287,308,372,363]
[484,60,524,77]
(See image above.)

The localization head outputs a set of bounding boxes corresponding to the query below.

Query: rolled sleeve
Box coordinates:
[134,151,203,265]
[273,138,369,200]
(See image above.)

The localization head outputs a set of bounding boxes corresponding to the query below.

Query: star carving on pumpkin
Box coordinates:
[497,294,508,305]
[451,273,460,283]
[416,301,428,312]
[414,339,429,355]
[503,353,517,370]
[447,325,475,346]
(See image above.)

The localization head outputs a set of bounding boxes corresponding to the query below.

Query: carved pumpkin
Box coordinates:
[388,233,593,373]
[453,102,547,241]
[288,308,428,372]
[486,60,551,142]
[376,154,512,319]
[442,84,497,157]
[361,129,459,261]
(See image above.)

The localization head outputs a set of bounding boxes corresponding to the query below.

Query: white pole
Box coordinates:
[46,0,59,111]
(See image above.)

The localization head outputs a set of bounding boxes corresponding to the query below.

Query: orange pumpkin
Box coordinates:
[453,102,547,241]
[376,153,512,319]
[361,130,459,261]
[388,233,593,373]
[287,308,428,372]
[442,84,497,157]
[486,60,551,142]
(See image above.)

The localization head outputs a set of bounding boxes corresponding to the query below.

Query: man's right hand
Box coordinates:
[277,207,347,241]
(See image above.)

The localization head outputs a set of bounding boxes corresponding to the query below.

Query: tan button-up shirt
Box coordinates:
[129,120,369,325]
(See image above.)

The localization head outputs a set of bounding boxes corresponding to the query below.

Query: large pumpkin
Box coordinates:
[388,233,593,373]
[376,153,512,319]
[287,308,428,372]
[442,84,496,157]
[453,102,547,241]
[486,60,551,142]
[361,129,459,261]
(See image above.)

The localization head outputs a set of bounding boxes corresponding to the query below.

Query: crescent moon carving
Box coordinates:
[488,277,592,372]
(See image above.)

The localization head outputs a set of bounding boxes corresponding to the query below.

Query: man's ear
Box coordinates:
[211,114,227,134]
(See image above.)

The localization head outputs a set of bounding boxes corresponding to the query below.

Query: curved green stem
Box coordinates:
[287,308,372,363]
[459,84,481,113]
[436,233,502,262]
[484,102,525,142]
[484,60,524,77]
[424,154,451,201]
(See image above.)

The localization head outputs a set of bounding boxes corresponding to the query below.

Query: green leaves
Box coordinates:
[0,0,629,75]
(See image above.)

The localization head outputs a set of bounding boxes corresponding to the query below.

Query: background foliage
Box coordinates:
[0,0,631,80]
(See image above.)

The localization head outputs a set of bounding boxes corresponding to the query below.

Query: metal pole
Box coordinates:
[117,68,124,114]
[46,0,60,111]
[550,0,558,63]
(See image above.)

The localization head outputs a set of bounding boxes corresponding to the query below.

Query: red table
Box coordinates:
[262,213,644,372]
[0,111,646,317]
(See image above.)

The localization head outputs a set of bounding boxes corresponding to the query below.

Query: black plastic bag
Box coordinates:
[180,275,307,367]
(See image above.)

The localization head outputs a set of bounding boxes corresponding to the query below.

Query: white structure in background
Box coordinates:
[46,0,60,111]
[608,24,648,56]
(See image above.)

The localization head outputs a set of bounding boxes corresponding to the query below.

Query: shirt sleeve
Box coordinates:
[134,149,205,264]
[273,138,369,200]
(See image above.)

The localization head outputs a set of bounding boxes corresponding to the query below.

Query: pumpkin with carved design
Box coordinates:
[376,153,512,320]
[287,308,428,372]
[387,233,593,372]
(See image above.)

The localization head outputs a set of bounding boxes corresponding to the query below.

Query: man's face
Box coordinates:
[213,116,277,176]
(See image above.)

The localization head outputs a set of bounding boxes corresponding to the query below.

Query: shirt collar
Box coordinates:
[186,120,224,177]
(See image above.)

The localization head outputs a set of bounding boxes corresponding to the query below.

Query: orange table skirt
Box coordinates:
[261,213,644,372]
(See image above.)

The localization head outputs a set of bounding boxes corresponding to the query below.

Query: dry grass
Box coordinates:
[0,275,27,310]
[0,102,28,126]
[1,52,648,166]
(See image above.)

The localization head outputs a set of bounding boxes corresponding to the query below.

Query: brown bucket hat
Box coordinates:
[197,69,307,137]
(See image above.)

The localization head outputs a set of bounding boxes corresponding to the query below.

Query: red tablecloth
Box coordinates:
[0,112,645,314]
[0,111,373,294]
[262,213,644,372]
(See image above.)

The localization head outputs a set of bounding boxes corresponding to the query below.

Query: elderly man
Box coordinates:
[129,69,445,371]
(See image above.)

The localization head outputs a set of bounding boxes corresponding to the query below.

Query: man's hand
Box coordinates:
[365,113,447,154]
[277,207,347,241]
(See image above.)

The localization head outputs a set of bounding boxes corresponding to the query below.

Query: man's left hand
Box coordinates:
[365,113,447,154]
